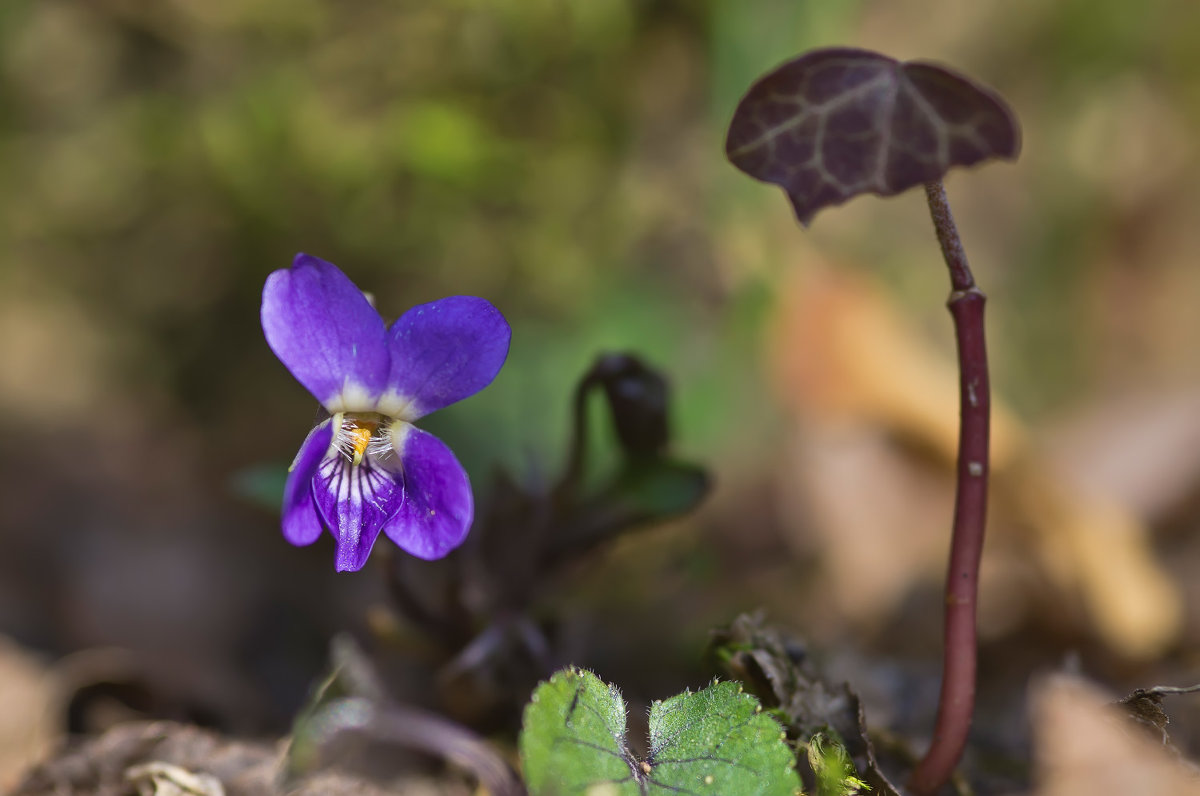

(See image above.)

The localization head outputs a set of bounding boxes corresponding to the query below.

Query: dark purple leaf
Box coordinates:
[725,47,1020,224]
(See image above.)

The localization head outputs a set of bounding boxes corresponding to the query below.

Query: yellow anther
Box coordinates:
[349,427,372,466]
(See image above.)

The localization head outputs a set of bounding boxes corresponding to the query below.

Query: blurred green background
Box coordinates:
[2,0,1200,749]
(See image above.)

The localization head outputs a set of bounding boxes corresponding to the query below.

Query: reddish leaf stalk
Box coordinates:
[908,181,991,795]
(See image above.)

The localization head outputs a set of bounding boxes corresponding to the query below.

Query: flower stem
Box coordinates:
[908,181,991,795]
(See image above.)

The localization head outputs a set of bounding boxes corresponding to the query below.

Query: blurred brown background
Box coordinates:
[2,0,1200,788]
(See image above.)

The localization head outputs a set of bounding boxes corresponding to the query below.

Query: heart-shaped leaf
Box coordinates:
[520,667,801,795]
[725,47,1020,224]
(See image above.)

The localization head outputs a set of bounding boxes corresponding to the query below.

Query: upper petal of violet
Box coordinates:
[281,418,334,546]
[382,424,473,560]
[262,254,391,412]
[377,296,511,420]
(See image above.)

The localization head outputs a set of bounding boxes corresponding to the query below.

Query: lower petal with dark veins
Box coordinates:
[312,454,405,572]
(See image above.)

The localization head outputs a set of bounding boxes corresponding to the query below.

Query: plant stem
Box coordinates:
[556,367,601,497]
[908,181,991,795]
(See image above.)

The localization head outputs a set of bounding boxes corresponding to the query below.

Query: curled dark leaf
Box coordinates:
[595,353,671,458]
[563,353,672,483]
[725,47,1020,224]
[558,352,685,495]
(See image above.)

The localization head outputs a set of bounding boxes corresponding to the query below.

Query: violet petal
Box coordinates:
[311,452,406,572]
[378,296,510,420]
[282,419,334,546]
[261,254,391,412]
[382,424,473,560]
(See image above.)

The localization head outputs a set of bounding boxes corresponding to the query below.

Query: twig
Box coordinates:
[909,181,991,795]
[1145,684,1200,697]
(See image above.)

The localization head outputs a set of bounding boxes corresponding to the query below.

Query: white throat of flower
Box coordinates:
[330,412,396,467]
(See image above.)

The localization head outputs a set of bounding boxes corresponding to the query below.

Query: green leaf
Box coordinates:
[521,668,633,794]
[611,459,709,520]
[520,667,801,796]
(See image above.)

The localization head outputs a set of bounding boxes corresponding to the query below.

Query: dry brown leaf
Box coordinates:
[126,761,226,796]
[1045,387,1200,524]
[769,264,1024,463]
[1031,675,1200,796]
[1007,468,1183,660]
[13,720,453,796]
[0,636,58,792]
[783,422,956,626]
[768,264,1182,657]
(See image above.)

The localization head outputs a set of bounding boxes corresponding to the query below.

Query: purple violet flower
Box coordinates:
[261,254,510,572]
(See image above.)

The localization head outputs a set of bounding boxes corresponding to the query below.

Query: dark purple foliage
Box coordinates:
[725,47,1019,224]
